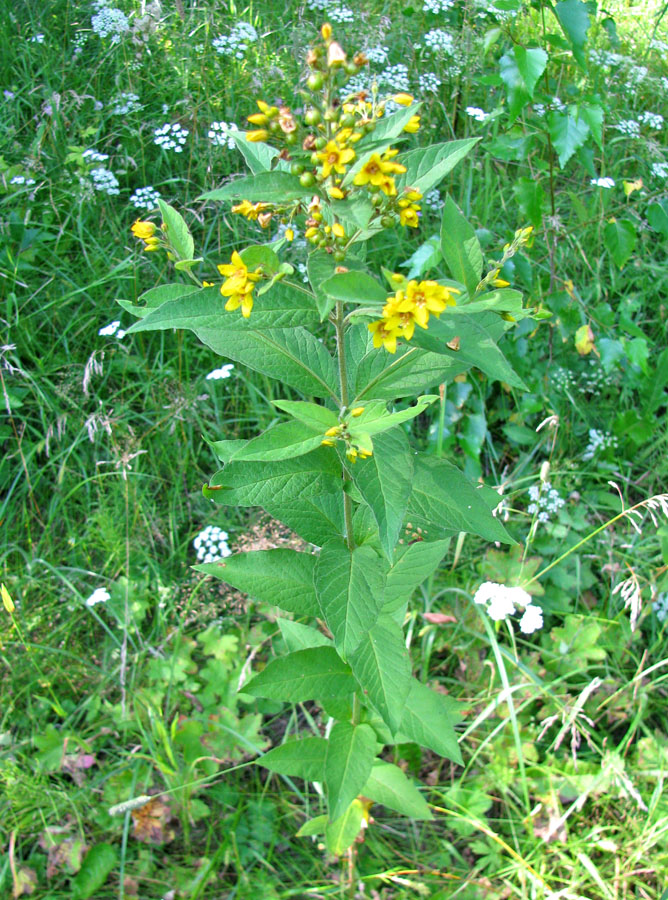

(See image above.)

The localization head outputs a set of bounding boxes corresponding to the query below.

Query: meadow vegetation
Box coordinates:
[2,0,668,898]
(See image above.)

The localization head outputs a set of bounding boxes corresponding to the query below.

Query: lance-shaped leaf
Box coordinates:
[395,138,480,195]
[396,678,463,764]
[199,171,318,203]
[408,309,526,389]
[307,250,369,320]
[243,647,357,702]
[205,449,341,508]
[348,394,438,437]
[230,130,289,174]
[277,619,332,652]
[320,271,388,306]
[352,429,413,559]
[157,200,194,261]
[196,548,318,616]
[259,737,327,781]
[440,197,483,296]
[314,540,386,657]
[349,616,411,734]
[228,421,325,462]
[118,283,200,319]
[553,0,590,68]
[453,289,525,317]
[325,722,377,821]
[325,799,366,856]
[263,493,345,547]
[272,399,339,432]
[407,455,512,544]
[383,539,451,613]
[362,760,433,820]
[354,342,467,401]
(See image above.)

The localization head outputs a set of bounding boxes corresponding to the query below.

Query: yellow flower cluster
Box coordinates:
[398,189,422,227]
[131,219,160,252]
[317,138,356,178]
[217,251,262,318]
[353,148,406,196]
[231,199,273,228]
[368,280,460,353]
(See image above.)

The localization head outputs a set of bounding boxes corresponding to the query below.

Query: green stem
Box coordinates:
[333,301,355,551]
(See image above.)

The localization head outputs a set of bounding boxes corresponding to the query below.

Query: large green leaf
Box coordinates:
[512,177,546,229]
[499,49,548,121]
[440,197,483,296]
[277,618,332,652]
[127,283,320,334]
[513,46,548,96]
[229,421,324,462]
[348,395,438,437]
[272,399,339,432]
[362,760,433,820]
[349,616,411,734]
[383,540,450,613]
[259,737,327,780]
[199,171,317,203]
[408,309,526,389]
[314,540,386,657]
[325,799,365,856]
[395,138,480,195]
[604,218,637,269]
[195,548,318,616]
[230,130,289,174]
[553,0,590,68]
[243,647,357,702]
[407,455,512,544]
[354,343,466,401]
[320,271,388,305]
[325,722,377,820]
[157,199,194,261]
[263,493,345,547]
[547,111,590,168]
[397,679,463,764]
[352,429,413,559]
[118,283,200,319]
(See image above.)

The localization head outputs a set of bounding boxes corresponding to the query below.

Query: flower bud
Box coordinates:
[321,22,332,41]
[247,113,268,125]
[393,93,414,106]
[350,407,365,417]
[246,129,269,142]
[327,41,346,67]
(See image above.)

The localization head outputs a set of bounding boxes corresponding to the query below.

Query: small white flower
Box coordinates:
[487,592,516,622]
[193,525,231,561]
[365,45,389,65]
[519,604,543,633]
[98,320,124,337]
[83,149,109,163]
[651,162,668,179]
[590,177,615,188]
[153,123,189,153]
[90,167,120,195]
[206,365,234,380]
[86,587,110,607]
[110,92,141,115]
[506,586,532,608]
[418,72,442,94]
[129,186,161,209]
[466,106,489,122]
[208,121,239,150]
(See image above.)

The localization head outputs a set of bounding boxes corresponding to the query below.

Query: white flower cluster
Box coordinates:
[90,167,120,195]
[30,33,46,44]
[418,72,442,93]
[99,320,126,338]
[650,161,668,179]
[527,480,565,523]
[193,525,232,563]
[424,0,455,11]
[10,175,36,186]
[212,22,258,60]
[85,587,110,607]
[590,177,615,188]
[153,123,189,152]
[296,261,309,283]
[638,110,664,130]
[208,121,240,149]
[4,89,15,99]
[474,582,544,633]
[91,6,130,43]
[613,119,641,138]
[552,362,607,394]
[129,186,161,209]
[110,92,141,115]
[365,46,389,65]
[662,76,668,92]
[627,65,648,84]
[379,64,411,93]
[206,364,234,380]
[423,28,455,55]
[423,188,443,211]
[582,428,619,461]
[306,0,329,8]
[83,149,109,163]
[345,73,372,95]
[466,106,489,122]
[654,592,668,623]
[327,5,354,23]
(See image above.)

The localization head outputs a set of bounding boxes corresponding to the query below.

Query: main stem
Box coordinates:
[333,301,355,553]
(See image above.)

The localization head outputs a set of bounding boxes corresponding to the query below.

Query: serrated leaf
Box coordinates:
[349,616,411,733]
[440,196,484,295]
[199,171,317,203]
[352,429,413,559]
[512,177,545,228]
[71,844,118,900]
[195,548,318,616]
[513,46,548,96]
[407,455,512,544]
[314,541,385,657]
[553,0,590,68]
[395,138,480,195]
[259,737,327,780]
[363,759,433,820]
[157,200,194,261]
[580,103,603,148]
[604,218,637,269]
[547,111,590,168]
[277,619,332,652]
[228,421,324,462]
[325,722,377,820]
[243,647,356,702]
[397,679,463,764]
[325,799,365,856]
[383,540,450,613]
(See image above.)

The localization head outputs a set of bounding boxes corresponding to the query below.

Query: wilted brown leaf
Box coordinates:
[131,797,175,844]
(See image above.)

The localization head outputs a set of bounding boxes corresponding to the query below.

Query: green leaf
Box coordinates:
[553,0,590,67]
[349,616,411,734]
[229,421,324,462]
[325,722,377,820]
[325,799,365,856]
[547,111,590,168]
[157,199,194,261]
[513,46,548,95]
[352,429,413,559]
[277,619,332,652]
[259,737,327,780]
[126,283,320,334]
[243,647,357,702]
[580,103,603,149]
[199,171,317,203]
[512,177,546,228]
[230,130,289,174]
[195,548,318,616]
[397,679,463,764]
[400,234,442,280]
[647,199,668,238]
[272,399,339,431]
[297,815,329,837]
[71,844,118,899]
[263,493,345,546]
[499,49,547,121]
[314,540,386,657]
[383,540,450,613]
[354,343,465,401]
[440,196,484,295]
[407,455,512,544]
[118,283,200,319]
[455,289,525,317]
[604,219,636,269]
[395,138,480,195]
[362,760,433,820]
[349,394,438,436]
[320,271,388,305]
[342,106,422,189]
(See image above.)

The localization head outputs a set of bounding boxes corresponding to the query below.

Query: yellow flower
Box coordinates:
[328,185,345,199]
[397,280,459,329]
[403,115,421,133]
[353,149,406,195]
[1,583,14,613]
[202,281,214,287]
[317,140,356,178]
[231,199,270,220]
[284,227,294,241]
[131,219,156,241]
[398,189,422,227]
[217,251,262,319]
[246,129,269,143]
[393,93,414,106]
[256,100,278,117]
[332,223,345,238]
[368,318,403,354]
